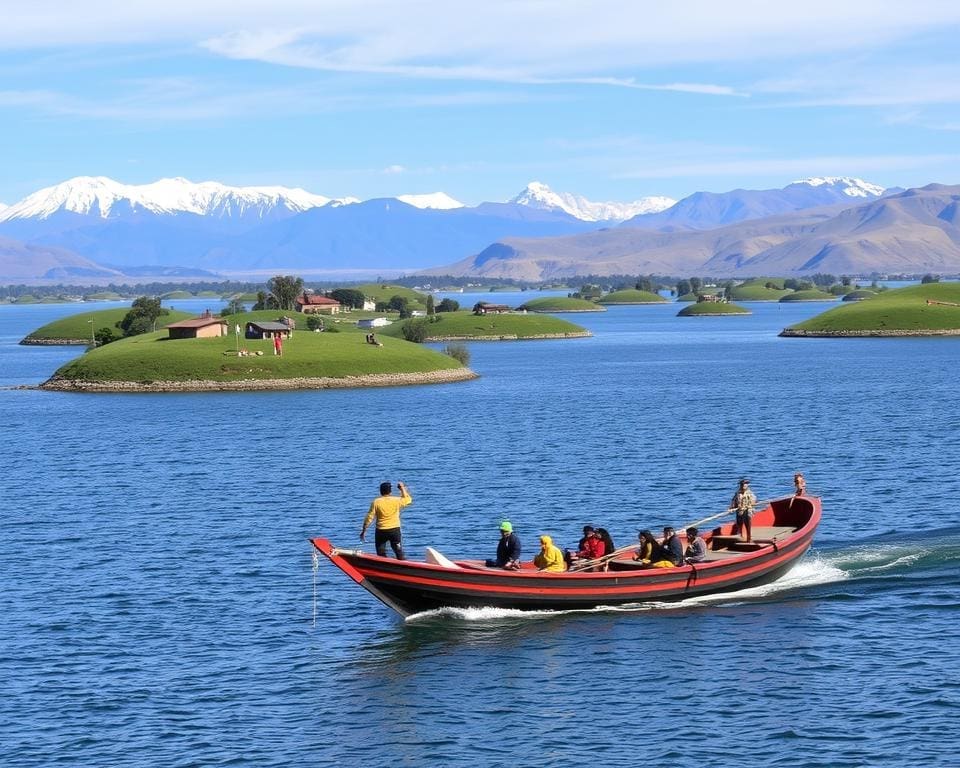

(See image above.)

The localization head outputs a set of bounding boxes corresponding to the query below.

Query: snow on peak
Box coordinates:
[396,192,464,210]
[509,181,675,222]
[0,176,343,222]
[790,177,886,198]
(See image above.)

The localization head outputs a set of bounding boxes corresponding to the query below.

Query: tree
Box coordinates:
[267,275,304,311]
[401,319,429,342]
[635,277,655,293]
[723,281,734,300]
[921,273,940,284]
[330,288,366,309]
[221,298,247,316]
[117,296,168,337]
[387,295,410,317]
[252,290,272,310]
[426,294,436,316]
[689,277,703,295]
[94,327,118,346]
[436,298,460,313]
[676,279,691,297]
[306,315,325,331]
[784,278,800,291]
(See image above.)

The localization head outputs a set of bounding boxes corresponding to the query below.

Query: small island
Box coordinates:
[779,289,838,302]
[677,302,751,317]
[39,309,476,392]
[597,289,668,305]
[21,308,193,345]
[379,310,591,341]
[780,283,960,337]
[516,297,605,313]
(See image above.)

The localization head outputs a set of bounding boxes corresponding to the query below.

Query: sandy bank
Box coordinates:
[40,367,478,393]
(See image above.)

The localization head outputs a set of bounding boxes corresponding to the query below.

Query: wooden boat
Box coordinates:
[310,494,821,618]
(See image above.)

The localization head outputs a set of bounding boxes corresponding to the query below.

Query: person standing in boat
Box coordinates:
[486,520,522,570]
[731,477,757,542]
[360,481,412,559]
[794,473,806,496]
[534,535,566,572]
[684,527,707,563]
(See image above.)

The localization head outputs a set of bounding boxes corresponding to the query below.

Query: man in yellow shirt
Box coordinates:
[360,481,412,559]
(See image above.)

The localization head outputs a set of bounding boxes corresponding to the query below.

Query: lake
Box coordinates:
[2,295,959,767]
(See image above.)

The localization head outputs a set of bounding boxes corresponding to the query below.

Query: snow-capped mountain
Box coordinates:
[396,192,464,210]
[0,176,355,223]
[509,182,675,222]
[789,176,886,198]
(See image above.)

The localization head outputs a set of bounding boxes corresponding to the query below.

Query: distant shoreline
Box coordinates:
[39,368,479,393]
[779,328,960,337]
[424,331,592,341]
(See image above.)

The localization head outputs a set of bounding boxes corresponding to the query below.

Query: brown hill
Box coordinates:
[0,236,121,281]
[422,185,960,279]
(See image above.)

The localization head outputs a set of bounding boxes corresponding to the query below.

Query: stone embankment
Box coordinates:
[20,338,89,346]
[780,328,960,337]
[40,368,478,393]
[424,331,592,341]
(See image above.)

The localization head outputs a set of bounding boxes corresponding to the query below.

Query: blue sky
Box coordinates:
[2,1,960,206]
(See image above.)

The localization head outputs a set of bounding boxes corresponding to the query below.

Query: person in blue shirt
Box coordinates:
[486,521,522,570]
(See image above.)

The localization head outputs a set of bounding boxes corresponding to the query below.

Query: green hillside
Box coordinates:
[517,297,604,312]
[379,311,589,340]
[677,302,751,316]
[597,289,667,304]
[22,307,193,344]
[782,283,960,335]
[779,289,837,302]
[729,282,792,301]
[351,283,429,309]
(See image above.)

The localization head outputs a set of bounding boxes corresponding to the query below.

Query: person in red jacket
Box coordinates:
[566,525,605,569]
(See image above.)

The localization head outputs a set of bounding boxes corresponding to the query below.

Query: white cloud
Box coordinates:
[382,165,406,175]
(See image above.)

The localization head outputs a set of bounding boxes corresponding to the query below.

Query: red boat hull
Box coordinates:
[312,496,821,617]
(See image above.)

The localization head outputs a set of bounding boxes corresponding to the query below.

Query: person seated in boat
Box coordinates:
[486,520,522,570]
[566,525,604,566]
[595,528,616,570]
[650,526,684,568]
[731,477,757,542]
[534,535,566,572]
[684,527,707,564]
[633,530,658,565]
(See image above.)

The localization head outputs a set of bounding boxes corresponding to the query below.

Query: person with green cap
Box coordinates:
[486,520,522,570]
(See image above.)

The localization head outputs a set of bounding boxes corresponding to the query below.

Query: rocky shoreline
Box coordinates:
[424,331,592,341]
[20,338,89,346]
[780,328,960,337]
[40,367,479,393]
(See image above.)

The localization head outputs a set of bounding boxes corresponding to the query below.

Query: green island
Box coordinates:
[842,289,878,302]
[354,283,429,310]
[780,283,960,337]
[677,302,751,317]
[40,310,475,392]
[20,308,194,345]
[728,279,792,301]
[779,289,837,302]
[517,297,605,313]
[597,289,668,304]
[378,310,591,341]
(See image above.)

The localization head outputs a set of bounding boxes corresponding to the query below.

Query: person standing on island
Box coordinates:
[360,481,412,559]
[273,333,283,356]
[731,477,757,542]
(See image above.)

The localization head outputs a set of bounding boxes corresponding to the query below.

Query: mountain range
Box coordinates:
[427,184,960,280]
[2,174,946,282]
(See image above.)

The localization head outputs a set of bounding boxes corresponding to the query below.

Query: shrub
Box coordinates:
[402,319,429,343]
[443,343,470,366]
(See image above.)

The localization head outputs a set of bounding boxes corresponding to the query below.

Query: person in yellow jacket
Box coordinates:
[533,535,566,572]
[360,481,412,559]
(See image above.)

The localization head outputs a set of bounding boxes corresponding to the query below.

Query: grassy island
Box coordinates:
[779,289,837,302]
[379,311,590,341]
[353,283,429,310]
[780,283,960,337]
[597,289,667,304]
[728,280,792,301]
[517,297,604,313]
[21,308,194,345]
[41,311,475,392]
[842,290,878,302]
[677,302,751,317]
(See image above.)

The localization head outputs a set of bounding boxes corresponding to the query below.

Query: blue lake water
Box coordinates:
[2,295,959,767]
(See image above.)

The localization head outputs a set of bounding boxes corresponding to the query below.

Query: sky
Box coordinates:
[2,1,960,206]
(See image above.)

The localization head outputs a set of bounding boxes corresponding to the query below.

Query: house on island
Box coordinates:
[357,317,392,329]
[473,302,512,315]
[246,320,293,340]
[296,293,342,314]
[166,311,229,339]
[362,299,377,311]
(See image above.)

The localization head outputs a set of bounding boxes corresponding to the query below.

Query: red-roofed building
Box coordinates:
[296,293,342,315]
[166,311,229,339]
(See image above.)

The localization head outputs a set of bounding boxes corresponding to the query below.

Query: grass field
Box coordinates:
[677,302,751,316]
[50,317,464,383]
[729,284,792,301]
[378,311,589,339]
[785,283,960,332]
[517,297,604,312]
[351,283,429,309]
[597,289,667,304]
[23,307,194,342]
